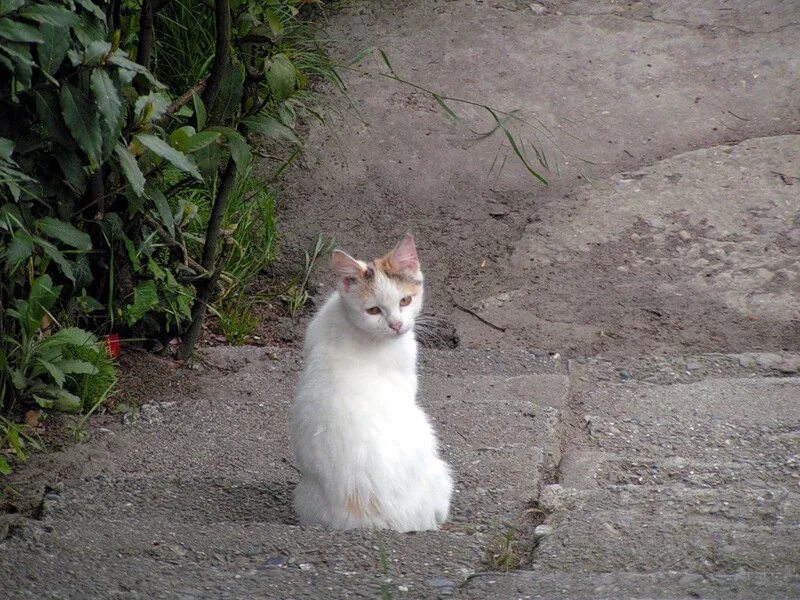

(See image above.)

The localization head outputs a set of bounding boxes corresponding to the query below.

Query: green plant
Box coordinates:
[486,526,522,571]
[281,235,333,319]
[0,416,40,476]
[2,275,109,413]
[215,294,259,345]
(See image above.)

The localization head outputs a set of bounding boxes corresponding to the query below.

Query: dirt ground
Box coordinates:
[2,1,799,598]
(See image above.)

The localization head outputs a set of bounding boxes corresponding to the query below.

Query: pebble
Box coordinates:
[529,2,546,14]
[534,524,553,538]
[488,204,510,217]
[678,230,693,242]
[685,361,702,371]
[618,368,632,380]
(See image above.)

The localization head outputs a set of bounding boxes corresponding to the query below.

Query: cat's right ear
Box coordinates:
[332,250,364,292]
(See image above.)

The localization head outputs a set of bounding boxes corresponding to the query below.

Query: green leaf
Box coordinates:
[0,18,44,42]
[107,50,161,86]
[72,16,105,47]
[90,69,123,155]
[181,131,220,154]
[19,274,60,337]
[60,84,102,170]
[242,115,299,144]
[0,456,11,476]
[55,151,88,194]
[0,136,12,160]
[265,53,296,102]
[0,0,25,16]
[169,125,195,151]
[134,133,202,180]
[37,358,66,388]
[38,217,91,250]
[32,394,54,409]
[35,91,73,148]
[431,93,459,120]
[39,239,75,282]
[192,91,206,130]
[41,327,96,349]
[146,183,174,237]
[347,46,375,67]
[81,40,111,65]
[378,48,395,75]
[6,230,33,270]
[208,126,251,173]
[114,143,145,197]
[52,388,82,412]
[36,22,69,75]
[10,368,26,390]
[0,42,33,88]
[210,61,243,121]
[19,3,79,26]
[134,91,171,123]
[58,359,98,375]
[126,280,159,325]
[74,0,106,21]
[264,8,284,38]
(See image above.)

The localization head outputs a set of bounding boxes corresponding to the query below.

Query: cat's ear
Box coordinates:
[389,233,419,273]
[332,249,365,292]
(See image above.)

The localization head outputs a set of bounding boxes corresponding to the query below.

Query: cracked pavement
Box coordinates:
[2,1,799,598]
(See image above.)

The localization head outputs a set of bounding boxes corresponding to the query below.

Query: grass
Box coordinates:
[152,0,215,92]
[280,235,333,319]
[215,294,260,345]
[485,525,523,571]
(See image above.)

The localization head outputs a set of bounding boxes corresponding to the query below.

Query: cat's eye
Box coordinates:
[366,306,381,315]
[399,296,412,307]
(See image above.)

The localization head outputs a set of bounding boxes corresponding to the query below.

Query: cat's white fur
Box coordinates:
[291,235,453,531]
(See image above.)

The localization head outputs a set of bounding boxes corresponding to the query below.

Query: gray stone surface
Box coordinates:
[3,0,800,598]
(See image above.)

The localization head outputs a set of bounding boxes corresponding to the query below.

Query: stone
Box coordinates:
[529,2,546,14]
[534,524,554,538]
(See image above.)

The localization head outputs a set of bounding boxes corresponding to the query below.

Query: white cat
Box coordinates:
[290,234,453,532]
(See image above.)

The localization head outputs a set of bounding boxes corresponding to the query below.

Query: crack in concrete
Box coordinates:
[562,10,800,36]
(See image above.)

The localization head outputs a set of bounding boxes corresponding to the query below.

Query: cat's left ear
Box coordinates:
[389,233,420,274]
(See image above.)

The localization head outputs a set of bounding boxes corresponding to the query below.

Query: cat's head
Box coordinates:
[332,233,424,338]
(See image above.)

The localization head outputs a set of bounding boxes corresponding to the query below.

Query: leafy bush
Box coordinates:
[1,0,340,471]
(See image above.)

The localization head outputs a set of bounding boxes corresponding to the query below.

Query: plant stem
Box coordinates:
[201,0,232,112]
[176,158,237,360]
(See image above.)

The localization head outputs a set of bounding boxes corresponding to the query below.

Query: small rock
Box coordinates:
[430,578,455,589]
[629,232,641,242]
[264,555,289,568]
[617,368,632,380]
[298,563,314,571]
[678,230,693,242]
[529,2,546,14]
[533,524,553,538]
[488,204,510,218]
[685,361,702,371]
[647,217,666,229]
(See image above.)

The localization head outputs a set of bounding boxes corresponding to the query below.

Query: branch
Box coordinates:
[176,158,237,360]
[136,0,155,69]
[156,77,208,125]
[201,0,232,112]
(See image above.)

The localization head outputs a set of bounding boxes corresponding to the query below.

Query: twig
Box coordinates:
[452,300,506,332]
[157,78,208,125]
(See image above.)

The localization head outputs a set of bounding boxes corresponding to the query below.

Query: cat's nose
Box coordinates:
[389,321,403,333]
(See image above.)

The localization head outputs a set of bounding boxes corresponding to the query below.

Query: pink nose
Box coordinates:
[389,321,403,333]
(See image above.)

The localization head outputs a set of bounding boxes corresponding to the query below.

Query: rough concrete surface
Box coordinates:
[2,0,799,598]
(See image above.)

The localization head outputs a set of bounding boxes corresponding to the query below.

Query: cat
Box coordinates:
[290,233,453,532]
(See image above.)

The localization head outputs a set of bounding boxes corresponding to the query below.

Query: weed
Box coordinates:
[281,235,334,319]
[215,295,260,345]
[486,526,522,571]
